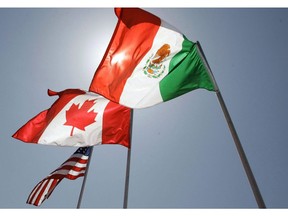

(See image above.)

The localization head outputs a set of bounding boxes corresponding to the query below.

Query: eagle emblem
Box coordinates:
[143,44,171,78]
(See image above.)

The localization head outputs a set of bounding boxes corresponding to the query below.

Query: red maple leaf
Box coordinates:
[64,99,97,136]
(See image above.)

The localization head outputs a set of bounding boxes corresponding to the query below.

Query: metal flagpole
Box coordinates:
[77,146,94,208]
[196,41,266,208]
[123,109,134,209]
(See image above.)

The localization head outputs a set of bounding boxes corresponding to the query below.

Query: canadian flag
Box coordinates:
[12,89,131,148]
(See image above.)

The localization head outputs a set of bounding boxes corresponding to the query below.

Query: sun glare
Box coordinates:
[111,52,126,65]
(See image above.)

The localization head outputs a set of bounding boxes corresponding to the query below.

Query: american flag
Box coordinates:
[27,147,92,206]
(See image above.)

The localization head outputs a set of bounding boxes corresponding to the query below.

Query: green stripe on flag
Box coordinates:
[159,37,215,102]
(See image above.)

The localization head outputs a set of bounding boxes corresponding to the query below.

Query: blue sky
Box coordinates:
[1,6,288,212]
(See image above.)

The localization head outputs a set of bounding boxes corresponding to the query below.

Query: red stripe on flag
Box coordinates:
[27,178,61,206]
[66,173,85,180]
[27,180,43,205]
[59,157,88,165]
[33,179,50,206]
[45,179,62,200]
[89,8,161,103]
[54,165,86,173]
[102,101,131,148]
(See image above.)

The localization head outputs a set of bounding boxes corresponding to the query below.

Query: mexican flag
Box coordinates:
[89,8,215,108]
[12,89,131,148]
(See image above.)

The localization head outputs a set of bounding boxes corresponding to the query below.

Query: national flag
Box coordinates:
[27,147,92,206]
[89,8,215,108]
[13,89,131,148]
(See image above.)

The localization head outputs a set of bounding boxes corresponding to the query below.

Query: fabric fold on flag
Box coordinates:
[89,8,215,108]
[26,147,91,206]
[12,88,131,148]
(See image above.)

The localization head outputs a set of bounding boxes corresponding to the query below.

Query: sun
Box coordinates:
[111,52,126,65]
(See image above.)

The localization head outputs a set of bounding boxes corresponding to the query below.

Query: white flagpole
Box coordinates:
[123,109,134,209]
[76,146,94,208]
[196,41,266,208]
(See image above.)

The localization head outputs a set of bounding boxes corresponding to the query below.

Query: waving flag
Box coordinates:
[89,8,215,108]
[27,147,91,206]
[13,89,131,148]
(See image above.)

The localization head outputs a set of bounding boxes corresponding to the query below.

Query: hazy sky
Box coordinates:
[1,6,288,211]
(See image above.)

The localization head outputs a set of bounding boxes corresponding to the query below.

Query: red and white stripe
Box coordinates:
[27,148,89,206]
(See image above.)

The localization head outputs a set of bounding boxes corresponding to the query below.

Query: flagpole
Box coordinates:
[76,146,94,209]
[123,109,134,209]
[196,41,266,208]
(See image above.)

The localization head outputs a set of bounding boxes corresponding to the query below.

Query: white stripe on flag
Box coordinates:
[29,179,47,204]
[52,169,86,177]
[37,179,55,205]
[61,160,88,168]
[30,179,50,205]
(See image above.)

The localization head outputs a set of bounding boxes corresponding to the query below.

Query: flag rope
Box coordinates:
[196,41,266,208]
